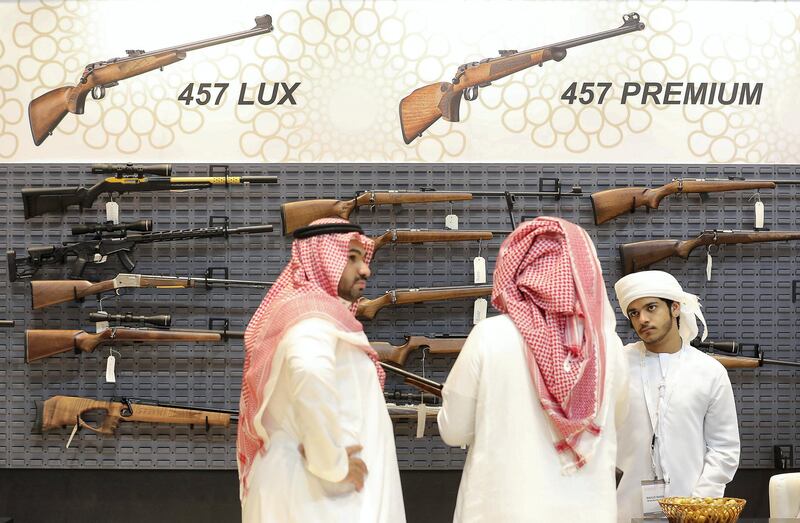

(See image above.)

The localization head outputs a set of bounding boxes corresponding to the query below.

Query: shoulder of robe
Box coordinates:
[685,346,729,376]
[283,316,340,340]
[622,341,645,360]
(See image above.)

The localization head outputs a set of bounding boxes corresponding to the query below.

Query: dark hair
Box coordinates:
[628,298,680,329]
[658,298,680,329]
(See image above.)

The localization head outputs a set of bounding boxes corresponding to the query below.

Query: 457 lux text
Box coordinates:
[178,82,300,106]
[561,82,763,105]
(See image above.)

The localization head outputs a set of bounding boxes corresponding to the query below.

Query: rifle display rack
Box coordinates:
[3,162,800,470]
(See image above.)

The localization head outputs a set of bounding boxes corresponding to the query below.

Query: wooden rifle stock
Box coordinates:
[372,335,466,366]
[25,327,232,362]
[372,229,493,251]
[357,285,493,320]
[30,279,116,309]
[620,230,800,274]
[590,180,777,225]
[711,355,761,369]
[280,191,472,234]
[35,395,233,435]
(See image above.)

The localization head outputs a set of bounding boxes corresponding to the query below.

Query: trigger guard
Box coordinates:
[91,86,106,100]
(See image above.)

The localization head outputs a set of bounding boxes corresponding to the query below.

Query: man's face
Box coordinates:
[626,297,680,344]
[337,239,370,302]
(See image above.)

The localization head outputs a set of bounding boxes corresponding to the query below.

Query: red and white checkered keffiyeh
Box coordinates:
[237,218,384,497]
[491,217,607,470]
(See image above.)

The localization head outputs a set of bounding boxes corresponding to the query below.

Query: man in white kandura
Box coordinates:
[237,218,405,523]
[614,270,740,522]
[437,217,629,522]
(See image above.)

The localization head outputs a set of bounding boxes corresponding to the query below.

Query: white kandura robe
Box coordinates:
[616,342,740,523]
[437,311,630,523]
[242,317,405,523]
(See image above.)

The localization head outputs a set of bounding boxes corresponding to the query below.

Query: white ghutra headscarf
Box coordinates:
[614,270,708,343]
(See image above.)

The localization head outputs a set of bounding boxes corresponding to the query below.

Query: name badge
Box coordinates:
[641,478,667,518]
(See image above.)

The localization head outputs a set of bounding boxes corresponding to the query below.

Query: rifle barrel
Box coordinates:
[520,12,644,54]
[133,15,273,59]
[762,358,800,368]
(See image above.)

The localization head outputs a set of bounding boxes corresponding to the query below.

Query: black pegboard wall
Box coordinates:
[1,163,798,470]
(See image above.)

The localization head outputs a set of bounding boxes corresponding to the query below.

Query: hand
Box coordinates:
[297,444,368,492]
[341,445,368,492]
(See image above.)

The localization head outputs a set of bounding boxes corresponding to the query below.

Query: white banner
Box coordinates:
[0,0,796,163]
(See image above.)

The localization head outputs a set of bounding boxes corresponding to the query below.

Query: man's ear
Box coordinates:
[671,302,681,318]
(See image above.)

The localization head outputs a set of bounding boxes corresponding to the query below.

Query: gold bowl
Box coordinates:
[658,496,746,523]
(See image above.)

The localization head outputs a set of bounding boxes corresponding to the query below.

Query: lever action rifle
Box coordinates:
[7,217,273,281]
[357,285,493,320]
[35,396,236,435]
[22,164,278,218]
[691,339,800,370]
[29,15,274,146]
[591,177,800,225]
[30,270,273,309]
[25,324,244,362]
[399,12,644,143]
[371,228,493,251]
[280,190,473,234]
[619,230,800,275]
[372,335,466,366]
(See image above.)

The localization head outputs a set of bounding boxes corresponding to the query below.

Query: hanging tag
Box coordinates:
[754,199,765,229]
[416,403,427,438]
[445,214,459,230]
[105,353,116,383]
[105,201,120,224]
[473,257,487,284]
[66,423,79,449]
[706,248,713,281]
[473,298,488,324]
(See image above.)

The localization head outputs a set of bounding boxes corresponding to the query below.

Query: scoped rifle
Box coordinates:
[22,164,278,218]
[29,270,273,309]
[25,325,244,362]
[371,228,493,251]
[619,230,800,275]
[34,396,236,435]
[591,178,800,225]
[356,285,493,320]
[399,13,644,143]
[29,15,273,146]
[7,217,273,281]
[379,362,444,398]
[372,335,466,366]
[691,339,800,370]
[280,190,473,234]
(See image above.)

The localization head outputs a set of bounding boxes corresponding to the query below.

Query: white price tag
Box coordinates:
[754,200,765,229]
[105,354,116,383]
[445,214,459,230]
[416,403,426,438]
[66,423,79,449]
[105,201,120,224]
[473,298,488,324]
[473,257,487,284]
[706,251,713,281]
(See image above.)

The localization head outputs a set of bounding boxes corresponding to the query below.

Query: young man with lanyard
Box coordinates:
[237,218,405,523]
[614,270,740,521]
[437,217,630,522]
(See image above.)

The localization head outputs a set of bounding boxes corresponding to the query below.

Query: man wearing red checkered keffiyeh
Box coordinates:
[437,217,630,523]
[238,218,404,523]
